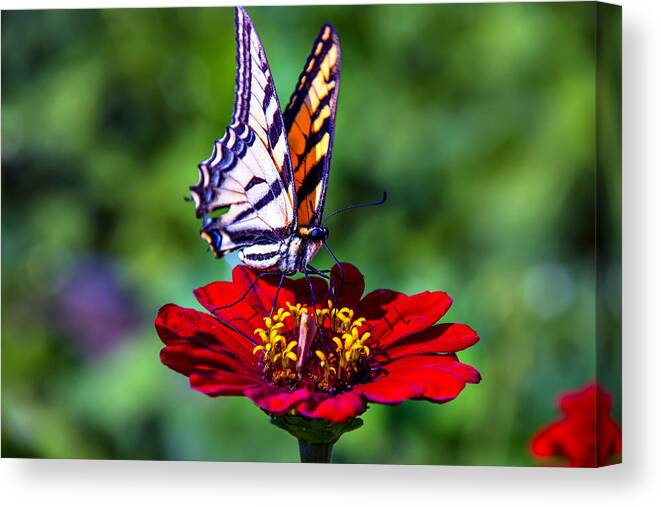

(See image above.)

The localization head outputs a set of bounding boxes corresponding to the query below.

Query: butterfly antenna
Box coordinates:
[323,242,344,305]
[323,241,343,270]
[323,192,387,224]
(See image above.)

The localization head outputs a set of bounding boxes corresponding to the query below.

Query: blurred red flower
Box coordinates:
[531,382,622,467]
[155,263,480,423]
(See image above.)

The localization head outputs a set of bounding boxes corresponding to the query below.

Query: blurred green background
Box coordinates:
[1,3,621,464]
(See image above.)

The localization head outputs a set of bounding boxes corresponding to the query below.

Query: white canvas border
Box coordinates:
[1,0,659,505]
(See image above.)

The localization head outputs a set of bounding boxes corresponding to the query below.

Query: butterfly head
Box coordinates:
[300,226,329,243]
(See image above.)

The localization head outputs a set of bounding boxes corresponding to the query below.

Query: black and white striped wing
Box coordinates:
[190,6,296,258]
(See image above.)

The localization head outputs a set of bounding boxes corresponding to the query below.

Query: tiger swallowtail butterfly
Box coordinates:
[190,6,340,274]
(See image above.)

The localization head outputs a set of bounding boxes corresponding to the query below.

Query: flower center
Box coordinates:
[252,301,372,392]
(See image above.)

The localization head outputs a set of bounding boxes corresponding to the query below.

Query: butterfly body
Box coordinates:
[191,7,340,274]
[235,231,325,273]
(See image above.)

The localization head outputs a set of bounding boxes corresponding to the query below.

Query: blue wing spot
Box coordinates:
[218,143,235,171]
[210,230,223,252]
[235,137,247,158]
[211,170,221,187]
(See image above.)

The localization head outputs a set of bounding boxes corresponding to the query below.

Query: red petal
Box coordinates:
[286,275,329,307]
[155,304,216,345]
[232,266,303,313]
[356,289,402,319]
[534,418,621,467]
[329,263,365,309]
[352,377,426,404]
[194,280,256,328]
[358,369,464,404]
[194,266,306,333]
[387,354,481,384]
[194,282,267,337]
[364,291,454,348]
[190,370,261,396]
[355,354,480,404]
[194,266,332,327]
[160,344,257,377]
[377,323,479,360]
[559,382,612,418]
[295,391,366,423]
[530,421,569,458]
[532,383,622,467]
[244,386,310,415]
[600,419,622,460]
[155,304,254,362]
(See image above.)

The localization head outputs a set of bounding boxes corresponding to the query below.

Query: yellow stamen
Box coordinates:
[252,301,371,390]
[252,306,299,386]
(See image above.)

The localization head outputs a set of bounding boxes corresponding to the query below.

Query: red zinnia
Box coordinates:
[156,263,479,430]
[530,382,622,467]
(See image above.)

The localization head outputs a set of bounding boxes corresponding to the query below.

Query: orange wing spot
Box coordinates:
[297,193,317,225]
[328,45,338,63]
[321,47,338,80]
[300,133,330,174]
[306,58,315,73]
[305,91,319,113]
[320,63,330,81]
[200,232,219,257]
[315,132,330,162]
[311,75,329,105]
[288,122,307,156]
[295,105,312,139]
[312,105,331,133]
[313,179,326,208]
[322,26,331,41]
[297,75,307,91]
[314,42,323,56]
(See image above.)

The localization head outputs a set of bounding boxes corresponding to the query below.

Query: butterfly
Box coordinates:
[190,6,341,275]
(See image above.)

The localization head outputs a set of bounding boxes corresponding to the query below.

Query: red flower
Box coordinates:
[155,264,480,424]
[531,382,622,467]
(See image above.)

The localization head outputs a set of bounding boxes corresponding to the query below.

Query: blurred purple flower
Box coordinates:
[53,256,139,356]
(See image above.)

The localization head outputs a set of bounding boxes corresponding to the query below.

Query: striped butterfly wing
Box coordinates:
[190,7,296,257]
[283,23,341,227]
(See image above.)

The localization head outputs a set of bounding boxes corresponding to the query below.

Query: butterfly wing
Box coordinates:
[283,23,341,227]
[190,7,296,258]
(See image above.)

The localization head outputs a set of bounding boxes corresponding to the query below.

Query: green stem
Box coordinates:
[298,440,333,463]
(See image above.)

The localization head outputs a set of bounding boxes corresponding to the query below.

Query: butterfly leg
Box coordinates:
[323,242,344,306]
[269,272,287,317]
[305,265,331,280]
[307,265,332,273]
[211,271,282,313]
[209,311,255,344]
[303,270,324,329]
